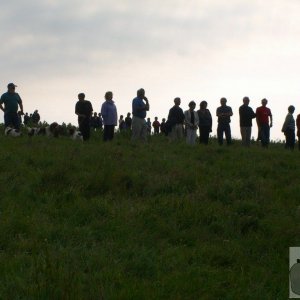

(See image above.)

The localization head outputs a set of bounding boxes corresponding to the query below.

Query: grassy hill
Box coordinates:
[0,132,298,299]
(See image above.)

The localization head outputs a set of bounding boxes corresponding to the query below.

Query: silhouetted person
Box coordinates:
[297,114,300,151]
[184,101,199,145]
[216,98,233,145]
[75,93,93,141]
[98,113,103,130]
[167,97,185,141]
[0,83,24,130]
[256,99,273,148]
[119,115,126,131]
[152,117,160,134]
[239,97,256,147]
[160,118,167,135]
[282,105,295,150]
[91,112,101,130]
[32,110,40,124]
[125,112,132,130]
[101,91,118,141]
[197,101,212,145]
[132,88,149,142]
[146,118,151,135]
[24,112,30,125]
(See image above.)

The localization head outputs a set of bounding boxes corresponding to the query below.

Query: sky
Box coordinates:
[1,0,300,139]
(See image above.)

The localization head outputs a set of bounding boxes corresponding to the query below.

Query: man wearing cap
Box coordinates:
[256,99,273,148]
[0,83,24,130]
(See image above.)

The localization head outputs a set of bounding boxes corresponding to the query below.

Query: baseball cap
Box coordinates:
[7,83,17,88]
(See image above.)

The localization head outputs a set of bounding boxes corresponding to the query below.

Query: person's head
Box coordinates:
[288,105,295,114]
[147,117,150,121]
[200,101,207,109]
[189,101,196,111]
[243,97,250,106]
[34,110,38,113]
[93,112,97,117]
[162,118,166,122]
[155,117,158,120]
[105,91,113,101]
[174,97,181,106]
[137,88,145,98]
[261,98,268,107]
[7,83,17,93]
[120,115,123,119]
[220,97,227,106]
[127,112,131,117]
[78,93,85,101]
[98,113,101,116]
[25,113,28,116]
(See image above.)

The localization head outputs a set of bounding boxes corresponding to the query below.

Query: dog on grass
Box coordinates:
[27,122,62,138]
[5,127,22,137]
[68,128,83,141]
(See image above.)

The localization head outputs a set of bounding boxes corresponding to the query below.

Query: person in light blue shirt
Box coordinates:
[131,88,149,142]
[101,91,118,141]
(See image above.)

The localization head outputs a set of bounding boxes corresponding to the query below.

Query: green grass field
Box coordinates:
[0,132,298,299]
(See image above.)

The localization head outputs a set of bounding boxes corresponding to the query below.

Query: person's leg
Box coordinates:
[246,127,252,147]
[103,125,109,141]
[131,117,141,141]
[12,113,20,130]
[260,124,267,147]
[217,124,223,145]
[191,129,197,145]
[225,124,232,145]
[177,124,183,140]
[110,125,115,140]
[292,130,296,150]
[186,128,191,144]
[140,120,148,142]
[265,124,270,147]
[240,127,246,146]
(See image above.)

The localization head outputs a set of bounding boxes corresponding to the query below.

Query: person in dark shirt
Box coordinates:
[160,118,167,135]
[125,112,132,130]
[152,117,160,134]
[216,98,233,145]
[167,97,185,140]
[119,115,126,131]
[75,93,93,141]
[32,110,40,125]
[91,112,100,131]
[239,97,256,147]
[24,113,30,126]
[197,101,212,145]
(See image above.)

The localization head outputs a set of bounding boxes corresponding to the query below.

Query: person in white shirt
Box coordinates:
[184,101,199,145]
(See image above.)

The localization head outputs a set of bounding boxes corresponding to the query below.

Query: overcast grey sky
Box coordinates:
[1,0,300,139]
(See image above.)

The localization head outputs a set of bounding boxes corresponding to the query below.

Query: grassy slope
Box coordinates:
[0,132,299,299]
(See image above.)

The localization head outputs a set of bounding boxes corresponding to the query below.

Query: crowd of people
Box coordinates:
[1,83,300,150]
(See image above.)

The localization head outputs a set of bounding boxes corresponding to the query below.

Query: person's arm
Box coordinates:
[75,103,85,118]
[0,103,4,112]
[144,97,149,111]
[18,95,24,114]
[208,110,212,131]
[269,111,273,127]
[184,111,192,127]
[282,115,289,132]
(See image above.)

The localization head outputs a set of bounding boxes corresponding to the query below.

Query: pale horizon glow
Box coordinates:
[1,0,300,140]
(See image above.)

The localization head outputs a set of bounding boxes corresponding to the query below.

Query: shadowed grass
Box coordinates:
[0,132,298,299]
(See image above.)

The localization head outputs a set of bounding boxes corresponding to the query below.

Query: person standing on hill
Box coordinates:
[101,91,118,141]
[297,114,300,151]
[256,99,273,148]
[216,98,233,146]
[152,117,160,134]
[184,101,199,145]
[160,118,167,135]
[282,105,295,150]
[0,83,24,130]
[32,110,40,125]
[119,115,126,131]
[125,112,132,130]
[197,101,212,145]
[239,97,256,147]
[131,88,149,142]
[167,97,185,141]
[75,93,93,141]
